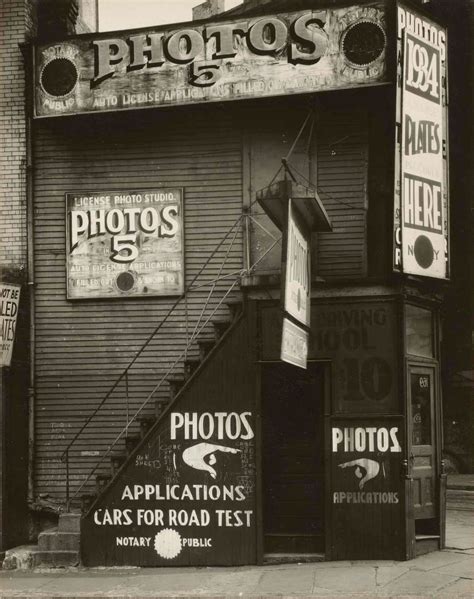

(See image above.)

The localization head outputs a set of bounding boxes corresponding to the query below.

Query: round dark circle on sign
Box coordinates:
[342,21,386,67]
[116,271,136,292]
[414,235,434,269]
[40,58,78,97]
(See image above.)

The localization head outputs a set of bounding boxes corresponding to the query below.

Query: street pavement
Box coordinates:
[1,481,473,598]
[1,508,472,598]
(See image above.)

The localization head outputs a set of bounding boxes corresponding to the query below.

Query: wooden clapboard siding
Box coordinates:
[245,96,369,279]
[316,106,368,280]
[33,107,243,501]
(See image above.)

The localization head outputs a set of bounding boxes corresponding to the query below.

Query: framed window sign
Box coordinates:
[66,189,184,299]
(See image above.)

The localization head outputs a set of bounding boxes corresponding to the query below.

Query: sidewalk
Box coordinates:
[1,508,473,599]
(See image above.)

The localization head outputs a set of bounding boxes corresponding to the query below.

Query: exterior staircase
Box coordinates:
[3,296,244,569]
[77,296,243,515]
[3,514,80,569]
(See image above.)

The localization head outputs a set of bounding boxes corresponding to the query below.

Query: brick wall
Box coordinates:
[0,0,36,272]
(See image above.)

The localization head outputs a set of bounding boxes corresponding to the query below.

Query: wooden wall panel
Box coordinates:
[316,105,368,280]
[245,97,368,280]
[81,313,257,567]
[33,107,243,502]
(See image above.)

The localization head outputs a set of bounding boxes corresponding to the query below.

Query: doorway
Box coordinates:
[261,362,325,554]
[409,366,437,521]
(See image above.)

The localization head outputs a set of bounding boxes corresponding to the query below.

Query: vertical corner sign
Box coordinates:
[1,283,21,367]
[66,189,184,299]
[281,198,310,369]
[394,3,449,278]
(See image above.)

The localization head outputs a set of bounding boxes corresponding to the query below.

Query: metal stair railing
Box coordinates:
[61,213,246,510]
[57,108,317,512]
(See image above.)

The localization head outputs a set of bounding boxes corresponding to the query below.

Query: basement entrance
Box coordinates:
[262,362,325,556]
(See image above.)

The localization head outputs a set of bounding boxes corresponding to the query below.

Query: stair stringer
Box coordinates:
[81,307,258,567]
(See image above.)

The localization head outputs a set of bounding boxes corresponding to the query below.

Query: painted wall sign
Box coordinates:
[393,3,449,278]
[81,315,257,566]
[284,199,311,328]
[0,283,21,367]
[261,300,399,413]
[34,3,388,118]
[281,316,308,369]
[330,418,404,559]
[66,189,184,299]
[87,410,255,563]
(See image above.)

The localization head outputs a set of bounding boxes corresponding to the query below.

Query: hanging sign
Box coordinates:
[283,199,311,328]
[0,283,21,367]
[281,317,308,370]
[66,189,184,299]
[33,3,388,118]
[394,3,449,278]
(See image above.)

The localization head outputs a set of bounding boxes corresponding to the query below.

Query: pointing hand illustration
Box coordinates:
[182,443,241,479]
[338,458,380,489]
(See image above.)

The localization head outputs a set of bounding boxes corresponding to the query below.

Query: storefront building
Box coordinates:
[4,0,465,567]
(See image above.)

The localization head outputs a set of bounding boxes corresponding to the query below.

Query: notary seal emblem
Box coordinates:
[40,57,79,98]
[154,528,182,559]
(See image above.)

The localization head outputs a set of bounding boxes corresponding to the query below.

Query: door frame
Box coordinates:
[407,364,439,518]
[255,359,331,563]
[406,360,442,543]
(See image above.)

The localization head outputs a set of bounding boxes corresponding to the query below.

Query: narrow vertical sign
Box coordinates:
[394,4,449,278]
[281,199,310,369]
[0,283,21,367]
[284,199,311,328]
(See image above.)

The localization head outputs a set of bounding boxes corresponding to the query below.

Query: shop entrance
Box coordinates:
[409,367,437,520]
[261,362,325,555]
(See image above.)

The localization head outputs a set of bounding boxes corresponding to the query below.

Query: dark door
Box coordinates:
[409,367,437,519]
[262,362,324,554]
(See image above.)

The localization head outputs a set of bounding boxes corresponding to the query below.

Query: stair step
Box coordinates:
[198,338,215,361]
[155,399,169,419]
[96,473,111,493]
[184,359,200,379]
[212,316,232,339]
[138,416,155,438]
[110,453,127,476]
[32,550,79,568]
[81,494,96,514]
[58,512,81,533]
[415,535,440,556]
[38,530,80,552]
[167,376,185,400]
[2,544,80,570]
[125,435,141,456]
[264,553,325,565]
[226,297,243,319]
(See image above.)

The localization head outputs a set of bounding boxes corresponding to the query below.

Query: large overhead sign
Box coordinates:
[34,3,388,118]
[393,3,449,279]
[66,189,184,299]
